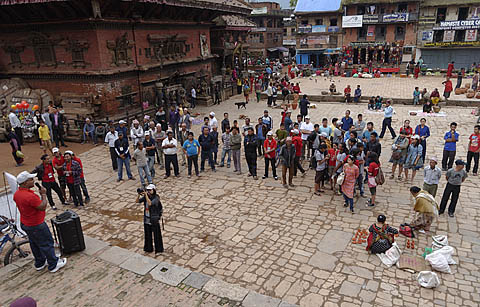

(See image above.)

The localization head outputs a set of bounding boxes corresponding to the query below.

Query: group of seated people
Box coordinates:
[81,118,107,144]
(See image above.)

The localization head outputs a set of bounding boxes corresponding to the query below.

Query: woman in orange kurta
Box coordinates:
[342,155,359,213]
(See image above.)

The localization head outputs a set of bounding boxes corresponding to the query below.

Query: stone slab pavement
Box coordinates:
[0,236,295,307]
[4,84,480,306]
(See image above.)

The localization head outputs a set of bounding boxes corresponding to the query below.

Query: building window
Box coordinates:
[315,19,323,25]
[267,19,273,27]
[283,28,287,35]
[395,26,405,40]
[11,53,21,64]
[358,26,367,40]
[145,48,151,58]
[71,50,84,63]
[35,46,55,64]
[458,7,469,20]
[436,7,447,23]
[455,30,466,42]
[433,30,444,42]
[376,26,386,40]
[397,3,407,13]
[330,18,337,26]
[357,6,366,15]
[301,19,308,25]
[259,34,264,43]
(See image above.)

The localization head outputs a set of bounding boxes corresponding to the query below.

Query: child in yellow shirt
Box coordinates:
[38,120,53,154]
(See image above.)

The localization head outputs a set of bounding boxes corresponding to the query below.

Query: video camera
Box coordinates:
[137,188,145,194]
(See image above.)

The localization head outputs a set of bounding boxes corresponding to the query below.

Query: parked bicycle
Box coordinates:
[0,216,31,266]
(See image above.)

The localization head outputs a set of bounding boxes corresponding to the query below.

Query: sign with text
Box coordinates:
[251,7,267,15]
[422,31,433,42]
[363,14,379,24]
[433,19,480,30]
[298,25,312,33]
[308,36,329,45]
[383,13,409,23]
[312,25,327,33]
[424,41,480,47]
[367,26,375,37]
[328,26,340,33]
[342,15,363,28]
[443,30,455,42]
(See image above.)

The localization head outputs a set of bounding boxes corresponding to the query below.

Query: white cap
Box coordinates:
[210,112,215,116]
[412,135,420,140]
[52,147,59,153]
[321,132,328,137]
[156,123,161,127]
[146,184,156,190]
[133,119,139,124]
[305,115,310,119]
[119,120,126,124]
[293,129,299,134]
[85,118,90,121]
[64,150,74,155]
[145,131,150,136]
[17,171,37,184]
[144,115,150,120]
[267,131,273,136]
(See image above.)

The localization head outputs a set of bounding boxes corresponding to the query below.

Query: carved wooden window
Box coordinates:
[36,45,55,64]
[72,50,84,63]
[117,49,127,63]
[145,48,151,58]
[10,53,21,64]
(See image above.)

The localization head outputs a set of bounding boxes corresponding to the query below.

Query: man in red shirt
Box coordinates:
[52,147,67,202]
[292,129,305,176]
[263,131,278,180]
[68,150,90,204]
[344,85,352,103]
[13,171,67,272]
[32,154,65,210]
[467,125,480,176]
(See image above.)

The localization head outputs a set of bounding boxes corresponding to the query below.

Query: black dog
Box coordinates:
[235,102,246,109]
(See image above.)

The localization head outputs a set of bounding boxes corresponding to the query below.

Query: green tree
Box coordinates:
[290,0,298,8]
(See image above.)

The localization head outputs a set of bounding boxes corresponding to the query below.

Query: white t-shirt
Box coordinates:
[208,117,218,130]
[162,138,178,155]
[315,150,326,171]
[300,122,314,141]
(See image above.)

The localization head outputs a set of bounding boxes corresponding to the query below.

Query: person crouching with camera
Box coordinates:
[136,184,164,254]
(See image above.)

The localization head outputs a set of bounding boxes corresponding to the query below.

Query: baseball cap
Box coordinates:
[412,135,420,140]
[17,171,37,184]
[429,157,438,162]
[305,115,310,119]
[133,119,139,124]
[64,150,74,155]
[146,184,156,190]
[119,120,126,124]
[210,112,215,116]
[455,159,465,166]
[267,131,273,136]
[144,131,150,136]
[52,147,59,153]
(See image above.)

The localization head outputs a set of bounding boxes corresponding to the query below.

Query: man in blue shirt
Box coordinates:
[442,122,459,171]
[379,99,397,139]
[319,118,332,136]
[82,118,96,144]
[284,111,293,133]
[341,110,353,132]
[198,127,216,172]
[354,85,362,103]
[182,132,201,177]
[362,122,377,143]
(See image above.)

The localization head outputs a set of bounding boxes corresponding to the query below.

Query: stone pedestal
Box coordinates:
[196,95,214,106]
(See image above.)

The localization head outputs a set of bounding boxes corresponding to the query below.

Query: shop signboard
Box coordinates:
[424,41,480,47]
[363,14,379,24]
[298,25,312,33]
[443,30,455,42]
[433,19,480,30]
[421,31,433,42]
[308,36,329,45]
[328,26,340,33]
[367,26,375,37]
[251,7,267,15]
[312,25,327,33]
[342,15,363,28]
[466,29,478,42]
[383,13,409,23]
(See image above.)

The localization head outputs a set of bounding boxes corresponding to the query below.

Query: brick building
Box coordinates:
[294,0,343,67]
[247,2,290,59]
[417,0,480,69]
[282,17,297,58]
[0,0,250,116]
[341,0,420,66]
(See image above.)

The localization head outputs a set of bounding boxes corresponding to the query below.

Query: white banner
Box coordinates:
[443,30,455,42]
[0,172,24,234]
[342,15,363,28]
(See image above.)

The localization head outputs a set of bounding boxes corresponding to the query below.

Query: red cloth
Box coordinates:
[328,148,337,166]
[73,156,84,178]
[469,133,480,152]
[293,85,301,94]
[42,163,55,183]
[264,139,277,159]
[66,162,74,184]
[13,188,44,227]
[292,136,303,157]
[379,68,400,73]
[368,162,380,177]
[53,156,65,177]
[444,80,453,92]
[447,63,454,77]
[344,87,351,95]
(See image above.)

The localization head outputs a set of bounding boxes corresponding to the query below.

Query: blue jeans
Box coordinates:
[201,149,215,170]
[356,173,364,196]
[343,193,354,211]
[83,131,96,143]
[147,155,155,178]
[117,157,133,180]
[137,165,152,186]
[21,222,58,271]
[220,148,231,166]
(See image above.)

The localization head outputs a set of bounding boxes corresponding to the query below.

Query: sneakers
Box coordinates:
[448,212,454,217]
[274,176,278,180]
[418,229,426,234]
[50,258,67,273]
[35,261,47,271]
[253,176,258,180]
[51,206,57,210]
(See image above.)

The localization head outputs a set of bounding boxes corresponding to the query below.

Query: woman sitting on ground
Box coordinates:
[409,186,438,234]
[366,214,398,254]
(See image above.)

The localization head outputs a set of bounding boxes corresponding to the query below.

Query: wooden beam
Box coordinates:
[59,1,78,19]
[46,2,66,20]
[4,6,24,23]
[69,1,91,18]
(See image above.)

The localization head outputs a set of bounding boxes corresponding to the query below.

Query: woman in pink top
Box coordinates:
[342,155,359,213]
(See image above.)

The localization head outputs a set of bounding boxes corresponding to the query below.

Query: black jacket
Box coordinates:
[279,144,296,166]
[49,113,66,128]
[366,140,381,157]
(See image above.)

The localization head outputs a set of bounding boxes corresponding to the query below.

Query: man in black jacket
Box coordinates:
[279,137,296,188]
[198,127,216,172]
[32,154,65,210]
[49,107,67,148]
[244,127,258,179]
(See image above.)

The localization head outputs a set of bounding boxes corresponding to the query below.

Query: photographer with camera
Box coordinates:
[135,184,164,254]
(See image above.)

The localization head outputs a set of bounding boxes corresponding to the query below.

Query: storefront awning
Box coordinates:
[324,48,342,55]
[267,47,278,52]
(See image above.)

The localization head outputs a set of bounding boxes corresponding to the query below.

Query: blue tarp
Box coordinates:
[295,0,342,13]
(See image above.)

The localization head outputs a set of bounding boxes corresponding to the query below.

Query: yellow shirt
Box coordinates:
[38,125,50,140]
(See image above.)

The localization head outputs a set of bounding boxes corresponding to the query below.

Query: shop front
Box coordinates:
[343,42,403,66]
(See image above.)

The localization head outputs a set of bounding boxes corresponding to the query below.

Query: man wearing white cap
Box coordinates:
[423,157,442,197]
[116,120,128,138]
[104,125,118,171]
[300,116,314,160]
[208,112,218,131]
[142,115,150,132]
[130,119,144,147]
[13,171,67,272]
[82,118,96,144]
[136,184,164,254]
[51,147,67,201]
